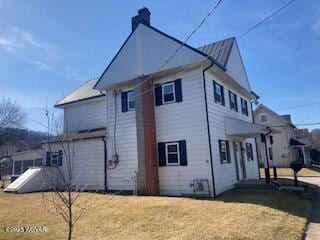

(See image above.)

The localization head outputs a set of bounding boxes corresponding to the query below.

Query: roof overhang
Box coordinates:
[290,138,306,147]
[225,117,280,138]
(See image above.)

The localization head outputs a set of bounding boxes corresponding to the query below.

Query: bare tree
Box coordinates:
[0,98,26,144]
[40,111,104,240]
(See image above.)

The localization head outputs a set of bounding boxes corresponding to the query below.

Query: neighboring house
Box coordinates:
[254,104,311,167]
[7,8,276,197]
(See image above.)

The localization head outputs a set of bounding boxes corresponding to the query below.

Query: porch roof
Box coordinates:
[290,138,306,147]
[224,117,280,138]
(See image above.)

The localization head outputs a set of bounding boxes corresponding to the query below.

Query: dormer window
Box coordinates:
[213,81,225,106]
[229,91,238,112]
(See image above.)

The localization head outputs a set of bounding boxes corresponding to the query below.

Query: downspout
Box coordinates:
[202,59,216,198]
[250,97,260,179]
[102,137,108,192]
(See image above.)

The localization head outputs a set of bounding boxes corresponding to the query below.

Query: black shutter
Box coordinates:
[235,95,238,112]
[250,144,253,160]
[213,81,218,103]
[179,140,187,166]
[121,92,128,112]
[246,143,250,161]
[174,79,182,102]
[58,150,63,166]
[158,142,166,166]
[155,84,163,106]
[218,140,223,163]
[46,152,51,166]
[226,141,231,163]
[221,85,225,106]
[229,91,232,109]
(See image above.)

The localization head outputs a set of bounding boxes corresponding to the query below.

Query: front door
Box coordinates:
[233,142,240,181]
[239,142,246,179]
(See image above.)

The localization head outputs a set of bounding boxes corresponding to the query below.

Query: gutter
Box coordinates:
[102,137,108,192]
[202,59,216,198]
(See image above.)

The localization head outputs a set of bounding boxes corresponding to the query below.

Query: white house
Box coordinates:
[254,104,311,167]
[7,8,276,197]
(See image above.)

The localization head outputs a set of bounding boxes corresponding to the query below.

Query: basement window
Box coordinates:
[162,82,175,104]
[165,142,180,165]
[127,91,136,110]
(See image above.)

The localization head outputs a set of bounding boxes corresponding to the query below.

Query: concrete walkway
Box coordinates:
[304,179,320,240]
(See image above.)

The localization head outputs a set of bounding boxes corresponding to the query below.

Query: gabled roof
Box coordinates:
[94,23,232,90]
[55,77,105,107]
[197,37,235,68]
[254,104,296,128]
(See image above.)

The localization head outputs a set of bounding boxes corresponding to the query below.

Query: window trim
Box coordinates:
[127,91,135,111]
[162,82,176,104]
[214,82,224,105]
[165,142,180,166]
[229,91,238,111]
[241,98,248,116]
[219,140,231,164]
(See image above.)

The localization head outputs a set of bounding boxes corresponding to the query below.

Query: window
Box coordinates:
[51,152,59,166]
[241,98,248,116]
[155,79,182,106]
[35,159,43,166]
[219,140,230,163]
[162,82,175,103]
[13,160,22,175]
[246,143,254,161]
[127,91,135,110]
[23,160,34,172]
[213,81,225,105]
[158,140,187,166]
[121,90,135,112]
[46,151,63,166]
[166,142,180,165]
[259,113,267,122]
[229,91,238,111]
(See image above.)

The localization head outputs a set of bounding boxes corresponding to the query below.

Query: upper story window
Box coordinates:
[155,79,182,106]
[162,82,175,104]
[127,91,136,110]
[121,90,135,112]
[241,98,248,116]
[219,140,230,164]
[259,113,267,122]
[229,91,238,112]
[213,81,225,106]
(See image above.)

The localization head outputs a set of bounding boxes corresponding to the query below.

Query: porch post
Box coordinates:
[302,147,307,166]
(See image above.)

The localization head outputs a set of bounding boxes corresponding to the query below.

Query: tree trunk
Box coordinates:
[68,190,73,240]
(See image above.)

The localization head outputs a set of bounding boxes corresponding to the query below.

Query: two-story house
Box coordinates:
[6,8,276,197]
[254,104,310,167]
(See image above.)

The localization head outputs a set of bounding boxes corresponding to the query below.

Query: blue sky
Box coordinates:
[0,0,319,132]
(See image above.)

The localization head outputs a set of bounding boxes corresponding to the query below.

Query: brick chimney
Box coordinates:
[132,7,151,31]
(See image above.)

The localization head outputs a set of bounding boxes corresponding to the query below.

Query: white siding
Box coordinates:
[155,69,212,196]
[206,70,259,195]
[64,98,106,133]
[105,89,138,191]
[43,139,105,190]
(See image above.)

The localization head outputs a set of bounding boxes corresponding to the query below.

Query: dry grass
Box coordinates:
[0,189,311,240]
[260,167,320,178]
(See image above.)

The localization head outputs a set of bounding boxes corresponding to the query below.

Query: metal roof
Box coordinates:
[55,77,104,107]
[197,37,235,68]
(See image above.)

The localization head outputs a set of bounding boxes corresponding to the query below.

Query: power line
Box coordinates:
[238,0,297,38]
[274,102,320,111]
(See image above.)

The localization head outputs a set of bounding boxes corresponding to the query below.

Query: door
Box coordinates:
[233,142,240,181]
[239,142,246,179]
